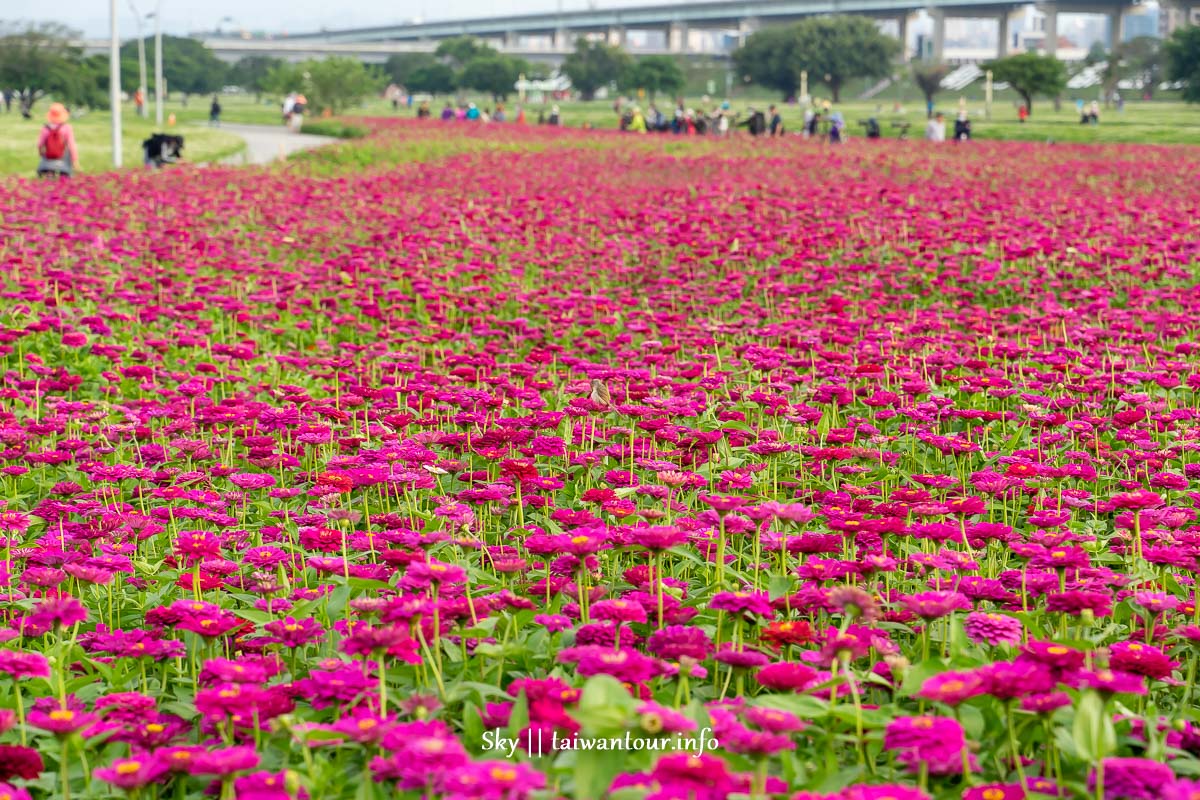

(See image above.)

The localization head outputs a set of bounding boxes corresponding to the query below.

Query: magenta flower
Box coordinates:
[22,596,87,635]
[1089,758,1174,800]
[94,757,169,790]
[188,746,260,777]
[964,612,1023,646]
[590,598,649,624]
[755,661,819,691]
[916,670,985,705]
[0,651,50,679]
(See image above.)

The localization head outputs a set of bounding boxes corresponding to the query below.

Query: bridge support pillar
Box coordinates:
[737,17,760,47]
[554,28,571,50]
[607,25,626,47]
[930,7,946,62]
[668,21,688,53]
[1108,6,1122,48]
[1041,3,1057,57]
[997,12,1009,56]
[504,31,519,49]
[897,13,910,59]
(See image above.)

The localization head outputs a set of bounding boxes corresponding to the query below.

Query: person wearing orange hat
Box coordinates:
[289,94,307,133]
[37,103,79,178]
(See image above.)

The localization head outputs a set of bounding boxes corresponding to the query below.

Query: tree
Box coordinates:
[561,38,631,101]
[1165,25,1200,103]
[1101,36,1161,102]
[120,35,227,95]
[459,55,528,101]
[983,53,1066,114]
[0,22,102,115]
[229,56,285,98]
[435,36,492,69]
[620,55,686,99]
[732,26,803,99]
[734,16,899,102]
[262,61,302,98]
[260,57,381,113]
[406,63,457,95]
[1084,41,1108,66]
[911,61,951,117]
[302,57,383,114]
[383,52,439,87]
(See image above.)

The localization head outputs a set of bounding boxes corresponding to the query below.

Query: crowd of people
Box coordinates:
[418,94,985,146]
[421,101,561,125]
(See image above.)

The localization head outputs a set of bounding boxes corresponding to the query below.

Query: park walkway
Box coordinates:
[215,123,337,165]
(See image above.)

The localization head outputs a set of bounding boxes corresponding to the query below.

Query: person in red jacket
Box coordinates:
[37,103,80,178]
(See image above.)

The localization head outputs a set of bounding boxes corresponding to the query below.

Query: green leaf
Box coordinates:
[572,674,636,737]
[830,705,893,728]
[609,788,650,800]
[472,643,503,658]
[236,609,275,625]
[897,657,948,698]
[1072,690,1115,763]
[462,701,484,744]
[767,574,795,601]
[582,675,637,709]
[752,693,830,721]
[572,748,627,800]
[507,690,529,739]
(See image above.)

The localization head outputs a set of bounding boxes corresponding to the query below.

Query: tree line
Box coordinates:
[1,18,1198,116]
[734,15,1200,112]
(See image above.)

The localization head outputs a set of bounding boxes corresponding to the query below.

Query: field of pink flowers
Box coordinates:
[0,121,1199,800]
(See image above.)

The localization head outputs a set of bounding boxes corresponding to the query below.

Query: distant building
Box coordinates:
[1123,6,1159,40]
[1161,4,1200,35]
[1160,4,1200,36]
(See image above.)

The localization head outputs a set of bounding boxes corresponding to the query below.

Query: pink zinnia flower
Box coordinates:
[964,612,1023,646]
[94,757,169,789]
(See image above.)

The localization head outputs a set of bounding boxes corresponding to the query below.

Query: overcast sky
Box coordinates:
[6,0,687,38]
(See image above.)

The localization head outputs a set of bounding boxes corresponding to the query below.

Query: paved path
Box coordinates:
[213,123,337,165]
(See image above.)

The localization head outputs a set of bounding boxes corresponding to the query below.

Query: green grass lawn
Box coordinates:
[486,95,1200,145]
[0,108,245,177]
[1,89,1196,178]
[343,89,1200,145]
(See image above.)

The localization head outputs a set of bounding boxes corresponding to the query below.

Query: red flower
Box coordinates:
[0,745,43,781]
[315,472,354,492]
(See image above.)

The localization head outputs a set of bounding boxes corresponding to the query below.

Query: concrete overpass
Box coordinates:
[81,33,1044,67]
[81,0,1199,66]
[275,0,1199,60]
[78,37,619,65]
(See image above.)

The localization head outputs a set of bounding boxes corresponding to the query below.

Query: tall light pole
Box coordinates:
[130,1,147,117]
[154,0,164,126]
[110,0,123,166]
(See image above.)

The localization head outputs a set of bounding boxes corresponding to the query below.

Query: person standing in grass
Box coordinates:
[37,103,79,178]
[209,96,222,127]
[628,105,647,133]
[768,104,784,136]
[925,112,946,143]
[289,95,306,133]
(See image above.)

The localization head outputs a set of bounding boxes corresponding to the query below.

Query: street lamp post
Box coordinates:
[130,1,147,117]
[109,0,123,166]
[154,0,164,126]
